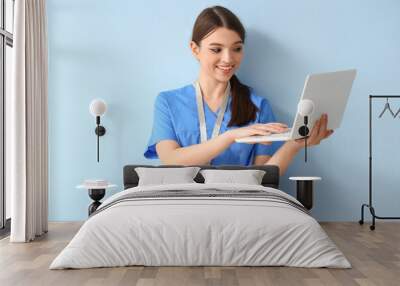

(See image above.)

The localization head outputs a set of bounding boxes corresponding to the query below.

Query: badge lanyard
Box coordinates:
[194,80,231,143]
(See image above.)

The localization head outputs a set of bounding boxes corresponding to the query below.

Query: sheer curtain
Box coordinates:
[8,0,48,242]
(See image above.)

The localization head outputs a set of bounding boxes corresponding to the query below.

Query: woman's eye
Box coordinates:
[210,47,242,53]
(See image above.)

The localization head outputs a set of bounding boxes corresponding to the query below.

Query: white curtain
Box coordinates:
[8,0,48,242]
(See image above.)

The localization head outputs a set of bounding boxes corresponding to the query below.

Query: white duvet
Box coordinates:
[50,183,351,269]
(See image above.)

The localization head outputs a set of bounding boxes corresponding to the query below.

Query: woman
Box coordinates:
[144,6,333,175]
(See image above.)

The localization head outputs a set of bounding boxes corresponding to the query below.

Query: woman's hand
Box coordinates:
[292,113,334,149]
[225,123,289,145]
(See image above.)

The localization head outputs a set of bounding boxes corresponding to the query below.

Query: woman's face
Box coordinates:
[191,27,244,83]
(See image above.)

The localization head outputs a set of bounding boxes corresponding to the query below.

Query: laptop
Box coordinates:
[235,69,357,143]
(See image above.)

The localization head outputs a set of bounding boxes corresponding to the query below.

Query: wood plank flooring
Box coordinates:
[0,222,399,286]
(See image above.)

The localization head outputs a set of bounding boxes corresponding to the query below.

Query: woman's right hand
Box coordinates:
[225,123,289,144]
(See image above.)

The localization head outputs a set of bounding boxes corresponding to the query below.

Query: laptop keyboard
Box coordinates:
[269,128,292,136]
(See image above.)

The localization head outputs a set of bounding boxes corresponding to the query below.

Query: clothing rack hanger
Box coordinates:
[378,97,396,118]
[359,95,400,230]
[393,106,400,118]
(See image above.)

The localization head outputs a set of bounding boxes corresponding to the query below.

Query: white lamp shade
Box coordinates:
[89,99,107,116]
[297,99,314,116]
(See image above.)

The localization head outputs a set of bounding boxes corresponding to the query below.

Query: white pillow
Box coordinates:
[135,167,201,186]
[200,169,266,185]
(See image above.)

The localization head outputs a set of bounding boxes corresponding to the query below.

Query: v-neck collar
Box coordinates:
[191,84,231,114]
[204,95,231,117]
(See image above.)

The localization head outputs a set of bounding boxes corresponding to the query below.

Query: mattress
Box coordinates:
[50,183,350,269]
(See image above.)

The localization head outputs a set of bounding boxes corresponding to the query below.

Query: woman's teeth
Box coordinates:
[217,65,233,72]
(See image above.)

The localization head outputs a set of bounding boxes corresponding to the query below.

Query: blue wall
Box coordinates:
[47,0,400,221]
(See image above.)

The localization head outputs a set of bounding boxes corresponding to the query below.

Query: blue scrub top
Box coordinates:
[144,84,283,166]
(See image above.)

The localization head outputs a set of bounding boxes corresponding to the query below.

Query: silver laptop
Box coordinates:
[235,69,357,143]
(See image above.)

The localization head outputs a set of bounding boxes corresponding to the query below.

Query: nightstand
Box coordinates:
[289,177,321,210]
[77,182,117,216]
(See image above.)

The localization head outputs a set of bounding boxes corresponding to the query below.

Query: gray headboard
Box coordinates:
[123,165,280,189]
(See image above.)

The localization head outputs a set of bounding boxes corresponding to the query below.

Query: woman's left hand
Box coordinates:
[292,113,334,149]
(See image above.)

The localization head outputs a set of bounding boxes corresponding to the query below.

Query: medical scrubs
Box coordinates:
[144,84,283,166]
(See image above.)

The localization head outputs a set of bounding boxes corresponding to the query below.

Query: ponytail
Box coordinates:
[228,75,258,127]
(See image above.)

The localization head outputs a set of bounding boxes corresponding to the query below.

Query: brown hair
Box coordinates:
[191,6,258,127]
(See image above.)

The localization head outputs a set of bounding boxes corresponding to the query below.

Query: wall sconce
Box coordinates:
[297,99,314,163]
[89,99,107,162]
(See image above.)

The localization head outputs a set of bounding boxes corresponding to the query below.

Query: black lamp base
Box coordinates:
[298,125,309,137]
[95,126,106,136]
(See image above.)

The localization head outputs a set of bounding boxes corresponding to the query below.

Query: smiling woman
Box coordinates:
[143,6,332,174]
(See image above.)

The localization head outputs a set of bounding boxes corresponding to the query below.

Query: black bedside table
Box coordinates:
[289,177,321,210]
[77,183,117,216]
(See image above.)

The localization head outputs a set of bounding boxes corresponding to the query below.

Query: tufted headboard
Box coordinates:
[123,165,280,189]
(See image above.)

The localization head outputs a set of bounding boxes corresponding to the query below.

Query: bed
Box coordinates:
[50,165,350,269]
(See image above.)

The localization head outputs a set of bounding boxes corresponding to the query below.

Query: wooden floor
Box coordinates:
[0,222,399,286]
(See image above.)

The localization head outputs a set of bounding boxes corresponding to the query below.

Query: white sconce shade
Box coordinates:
[297,99,314,117]
[89,99,107,117]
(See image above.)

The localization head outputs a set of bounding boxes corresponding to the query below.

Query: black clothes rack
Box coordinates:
[359,95,400,230]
